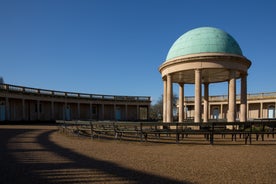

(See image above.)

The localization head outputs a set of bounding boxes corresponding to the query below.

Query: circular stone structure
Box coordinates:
[159,27,251,123]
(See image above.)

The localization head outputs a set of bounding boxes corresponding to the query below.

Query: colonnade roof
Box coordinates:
[166,27,243,61]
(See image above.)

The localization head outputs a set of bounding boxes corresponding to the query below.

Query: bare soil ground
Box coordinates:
[1,124,275,184]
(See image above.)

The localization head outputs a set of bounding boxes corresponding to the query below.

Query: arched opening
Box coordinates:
[268,105,275,119]
[116,107,121,120]
[212,107,219,120]
[65,105,71,120]
[0,101,5,121]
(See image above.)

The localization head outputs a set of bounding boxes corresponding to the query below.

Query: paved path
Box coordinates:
[0,125,185,184]
[1,124,276,184]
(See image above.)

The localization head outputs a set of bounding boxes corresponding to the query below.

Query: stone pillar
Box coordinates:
[178,83,184,122]
[137,105,140,120]
[89,103,92,120]
[220,104,223,119]
[125,104,128,121]
[77,103,80,120]
[147,105,150,120]
[37,100,40,120]
[163,78,167,122]
[240,74,247,122]
[114,104,117,120]
[228,70,236,122]
[166,74,173,122]
[101,104,104,120]
[247,103,249,119]
[260,102,263,119]
[51,101,55,120]
[63,102,67,120]
[194,69,202,123]
[5,97,9,121]
[22,99,26,121]
[203,83,209,122]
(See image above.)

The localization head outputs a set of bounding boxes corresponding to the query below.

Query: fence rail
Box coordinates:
[58,120,276,145]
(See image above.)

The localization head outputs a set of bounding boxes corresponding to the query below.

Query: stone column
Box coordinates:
[77,103,80,120]
[101,104,104,120]
[137,105,140,120]
[147,105,150,120]
[125,104,128,121]
[114,104,117,120]
[166,74,173,122]
[89,103,92,120]
[178,83,184,122]
[220,104,223,119]
[240,74,247,122]
[260,102,263,119]
[51,101,55,120]
[163,78,167,122]
[228,70,236,122]
[63,102,67,120]
[194,69,202,123]
[22,99,26,121]
[247,103,249,119]
[5,97,9,121]
[203,83,209,122]
[37,100,40,120]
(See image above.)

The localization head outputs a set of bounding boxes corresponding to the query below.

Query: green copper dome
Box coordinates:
[166,27,243,60]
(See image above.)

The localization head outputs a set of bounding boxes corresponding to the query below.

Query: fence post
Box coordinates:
[176,122,179,143]
[210,122,214,145]
[89,121,94,140]
[261,121,265,141]
[74,120,79,136]
[140,122,143,142]
[249,122,252,145]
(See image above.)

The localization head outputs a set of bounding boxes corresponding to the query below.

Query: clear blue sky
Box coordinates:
[0,0,275,104]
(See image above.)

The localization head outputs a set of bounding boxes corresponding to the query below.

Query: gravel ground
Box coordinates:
[0,124,275,184]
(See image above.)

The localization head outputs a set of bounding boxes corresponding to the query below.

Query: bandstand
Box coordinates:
[159,27,251,123]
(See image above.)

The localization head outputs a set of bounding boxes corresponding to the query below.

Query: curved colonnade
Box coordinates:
[0,83,151,122]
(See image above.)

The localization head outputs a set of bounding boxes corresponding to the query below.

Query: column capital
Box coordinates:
[229,70,237,78]
[240,73,248,77]
[162,73,172,81]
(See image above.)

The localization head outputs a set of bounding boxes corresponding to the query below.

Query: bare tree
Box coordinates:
[150,94,178,121]
[149,96,163,121]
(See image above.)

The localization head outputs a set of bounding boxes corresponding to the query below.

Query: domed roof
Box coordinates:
[166,27,243,61]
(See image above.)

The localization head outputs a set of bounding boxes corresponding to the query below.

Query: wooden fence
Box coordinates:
[57,120,276,145]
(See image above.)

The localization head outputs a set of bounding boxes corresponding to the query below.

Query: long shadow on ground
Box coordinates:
[0,126,191,184]
[0,128,46,184]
